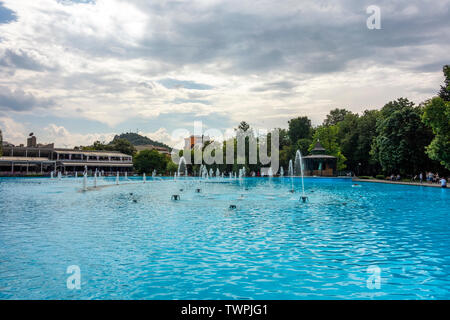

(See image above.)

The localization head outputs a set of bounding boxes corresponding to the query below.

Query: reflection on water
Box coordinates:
[0,177,449,299]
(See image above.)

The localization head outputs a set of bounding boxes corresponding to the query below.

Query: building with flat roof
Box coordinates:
[135,144,170,155]
[0,136,133,176]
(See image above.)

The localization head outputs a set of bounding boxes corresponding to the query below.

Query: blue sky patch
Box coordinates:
[159,78,214,90]
[172,98,211,105]
[0,2,16,24]
[57,0,96,6]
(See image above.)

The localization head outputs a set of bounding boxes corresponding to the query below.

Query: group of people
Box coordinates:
[389,174,401,181]
[412,172,448,188]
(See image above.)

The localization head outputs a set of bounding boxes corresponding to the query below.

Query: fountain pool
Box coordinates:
[0,176,449,299]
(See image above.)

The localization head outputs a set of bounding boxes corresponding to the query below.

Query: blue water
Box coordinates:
[0,176,449,299]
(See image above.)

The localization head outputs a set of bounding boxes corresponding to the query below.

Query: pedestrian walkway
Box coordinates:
[352,178,445,188]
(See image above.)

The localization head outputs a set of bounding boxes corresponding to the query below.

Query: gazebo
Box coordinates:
[303,140,337,176]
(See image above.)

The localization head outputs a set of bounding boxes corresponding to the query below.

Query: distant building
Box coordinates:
[0,135,133,175]
[27,135,37,148]
[2,141,14,147]
[135,144,170,155]
[184,135,210,149]
[303,140,337,176]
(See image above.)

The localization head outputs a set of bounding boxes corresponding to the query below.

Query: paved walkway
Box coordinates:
[352,178,446,188]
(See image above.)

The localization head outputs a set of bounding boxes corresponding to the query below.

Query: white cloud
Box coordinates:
[0,0,448,143]
[0,117,28,144]
[143,127,181,148]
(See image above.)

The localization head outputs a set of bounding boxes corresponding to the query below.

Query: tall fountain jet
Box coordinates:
[177,156,187,177]
[280,167,284,177]
[294,150,307,201]
[94,172,97,188]
[143,173,146,183]
[51,171,54,179]
[152,170,156,178]
[288,160,294,177]
[116,172,119,185]
[82,173,87,191]
[216,168,220,177]
[57,171,62,181]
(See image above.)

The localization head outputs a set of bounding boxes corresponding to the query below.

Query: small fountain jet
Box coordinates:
[294,150,307,202]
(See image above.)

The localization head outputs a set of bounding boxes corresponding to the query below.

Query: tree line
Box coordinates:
[279,65,450,176]
[175,65,450,178]
[79,65,450,177]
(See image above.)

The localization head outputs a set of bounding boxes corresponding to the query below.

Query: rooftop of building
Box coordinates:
[305,140,337,159]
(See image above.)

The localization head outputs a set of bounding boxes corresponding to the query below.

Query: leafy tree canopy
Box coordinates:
[236,121,251,132]
[439,65,450,102]
[113,132,171,150]
[288,116,312,143]
[422,97,450,169]
[323,108,352,126]
[133,149,168,174]
[83,138,136,156]
[371,98,434,175]
[309,125,347,170]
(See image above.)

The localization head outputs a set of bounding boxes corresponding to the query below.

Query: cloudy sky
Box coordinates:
[0,0,448,148]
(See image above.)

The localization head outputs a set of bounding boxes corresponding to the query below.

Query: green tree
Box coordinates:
[133,149,168,174]
[323,108,351,126]
[82,140,109,151]
[354,110,381,175]
[277,128,291,148]
[237,121,250,132]
[371,98,434,175]
[234,122,258,173]
[166,160,178,175]
[422,97,450,169]
[288,116,312,143]
[309,125,347,170]
[279,145,293,172]
[110,138,136,156]
[439,65,450,102]
[335,112,359,170]
[295,138,312,157]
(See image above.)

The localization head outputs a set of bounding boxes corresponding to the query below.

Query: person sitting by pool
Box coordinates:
[396,174,401,181]
[440,177,447,188]
[390,174,395,181]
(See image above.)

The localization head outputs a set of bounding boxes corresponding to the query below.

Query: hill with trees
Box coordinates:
[112,132,171,150]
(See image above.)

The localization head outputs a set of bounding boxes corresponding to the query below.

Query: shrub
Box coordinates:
[358,176,372,179]
[376,175,385,180]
